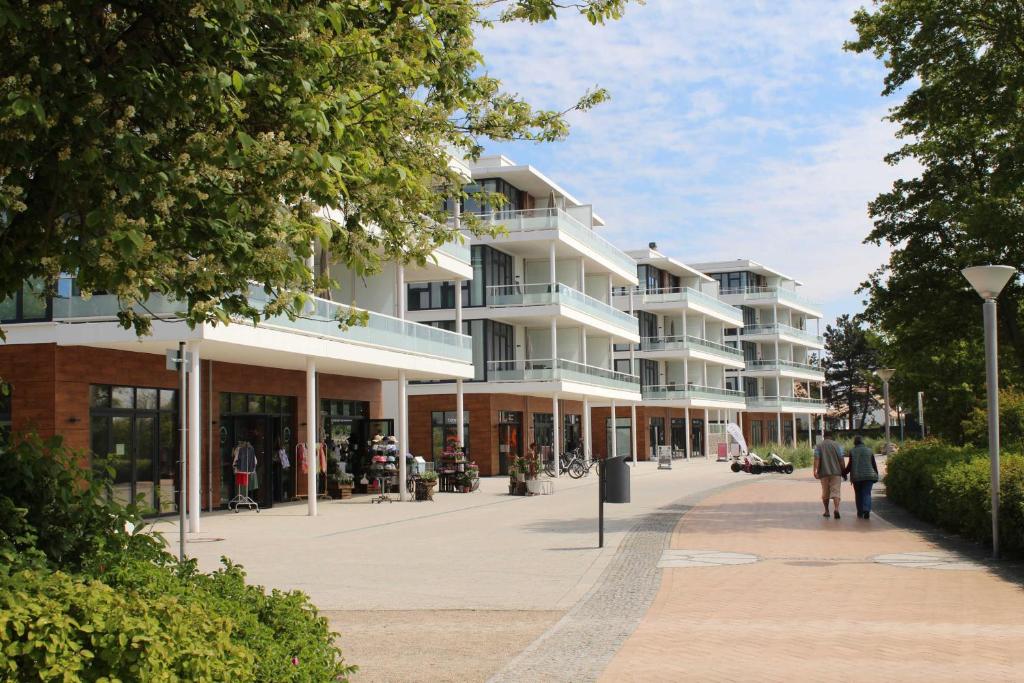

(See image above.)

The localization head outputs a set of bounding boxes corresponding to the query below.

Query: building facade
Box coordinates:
[691,259,827,448]
[405,155,642,476]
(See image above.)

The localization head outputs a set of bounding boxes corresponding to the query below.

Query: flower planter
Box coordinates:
[338,484,354,500]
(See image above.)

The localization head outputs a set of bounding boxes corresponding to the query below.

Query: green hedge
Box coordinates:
[885,441,1024,557]
[0,435,355,681]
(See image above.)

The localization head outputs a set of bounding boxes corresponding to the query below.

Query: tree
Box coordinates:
[823,314,881,429]
[845,1,1024,439]
[0,0,630,335]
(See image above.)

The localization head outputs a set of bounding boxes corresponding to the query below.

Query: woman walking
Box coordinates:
[846,436,879,519]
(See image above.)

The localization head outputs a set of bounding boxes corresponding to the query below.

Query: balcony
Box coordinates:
[642,384,746,404]
[745,358,825,378]
[50,283,473,364]
[471,208,636,277]
[487,358,639,392]
[629,287,743,325]
[639,335,744,363]
[435,237,471,264]
[741,323,823,347]
[745,395,827,411]
[487,283,638,337]
[719,286,822,315]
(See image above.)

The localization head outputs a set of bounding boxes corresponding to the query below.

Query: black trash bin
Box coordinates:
[604,455,630,504]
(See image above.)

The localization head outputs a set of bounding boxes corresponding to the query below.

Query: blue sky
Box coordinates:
[476,0,913,325]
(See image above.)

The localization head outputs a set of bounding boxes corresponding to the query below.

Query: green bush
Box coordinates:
[752,443,814,469]
[885,441,1024,557]
[0,435,355,681]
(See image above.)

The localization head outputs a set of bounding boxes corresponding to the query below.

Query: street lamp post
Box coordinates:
[962,265,1017,560]
[875,368,895,448]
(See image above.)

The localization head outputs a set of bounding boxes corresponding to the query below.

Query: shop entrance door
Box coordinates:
[323,417,368,489]
[649,417,665,458]
[224,415,284,509]
[691,418,705,457]
[497,411,522,475]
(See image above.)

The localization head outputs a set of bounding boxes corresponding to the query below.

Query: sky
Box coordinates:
[475,0,912,326]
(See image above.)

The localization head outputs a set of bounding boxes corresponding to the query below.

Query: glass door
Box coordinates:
[497,411,522,475]
[649,417,665,458]
[134,415,157,515]
[691,418,705,456]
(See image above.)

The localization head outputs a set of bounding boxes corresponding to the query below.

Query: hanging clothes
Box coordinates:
[278,448,290,469]
[296,442,308,474]
[317,442,327,473]
[233,442,256,473]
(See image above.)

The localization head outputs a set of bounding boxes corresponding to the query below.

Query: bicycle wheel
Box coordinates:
[543,461,555,477]
[568,459,586,479]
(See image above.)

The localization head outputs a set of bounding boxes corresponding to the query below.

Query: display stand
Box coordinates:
[228,441,260,513]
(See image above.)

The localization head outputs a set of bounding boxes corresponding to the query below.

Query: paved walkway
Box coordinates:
[600,472,1024,682]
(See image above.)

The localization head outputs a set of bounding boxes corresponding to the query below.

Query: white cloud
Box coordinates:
[474,0,909,324]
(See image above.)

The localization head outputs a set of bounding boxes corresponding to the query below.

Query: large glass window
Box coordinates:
[432,411,470,459]
[640,359,659,388]
[605,417,632,457]
[751,420,763,446]
[670,418,687,453]
[90,384,177,515]
[533,412,553,459]
[407,281,457,311]
[563,414,581,453]
[638,311,658,340]
[0,279,50,323]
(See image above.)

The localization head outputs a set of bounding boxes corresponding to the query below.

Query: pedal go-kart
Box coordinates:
[730,451,794,475]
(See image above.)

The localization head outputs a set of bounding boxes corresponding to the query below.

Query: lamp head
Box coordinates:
[962,265,1016,300]
[875,368,895,383]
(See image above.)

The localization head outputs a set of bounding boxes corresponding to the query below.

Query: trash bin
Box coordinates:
[604,455,630,504]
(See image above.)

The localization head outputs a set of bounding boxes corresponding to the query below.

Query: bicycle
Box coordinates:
[543,447,591,479]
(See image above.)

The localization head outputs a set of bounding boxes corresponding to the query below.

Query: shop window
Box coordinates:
[563,414,581,453]
[0,389,11,447]
[431,411,470,459]
[533,413,553,456]
[322,399,369,418]
[89,384,178,516]
[605,417,632,458]
[670,418,687,453]
[751,420,763,446]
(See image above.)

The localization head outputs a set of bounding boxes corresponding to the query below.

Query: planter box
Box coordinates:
[337,484,354,500]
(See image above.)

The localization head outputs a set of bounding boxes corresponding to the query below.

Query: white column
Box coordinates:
[306,357,317,516]
[398,370,409,501]
[552,394,560,479]
[187,342,201,533]
[630,403,637,466]
[583,398,592,464]
[456,279,464,449]
[550,318,558,369]
[579,257,586,291]
[792,412,798,447]
[776,411,783,447]
[549,241,557,286]
[396,264,405,318]
[580,326,587,365]
[610,400,618,458]
[703,361,708,386]
[684,406,691,458]
[807,413,813,447]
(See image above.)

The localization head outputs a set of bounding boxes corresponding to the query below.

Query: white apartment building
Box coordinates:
[605,244,747,459]
[691,259,827,447]
[405,155,642,476]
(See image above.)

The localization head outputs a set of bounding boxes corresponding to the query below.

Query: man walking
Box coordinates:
[813,432,846,519]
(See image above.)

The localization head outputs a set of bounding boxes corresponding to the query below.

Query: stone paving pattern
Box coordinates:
[601,474,1024,682]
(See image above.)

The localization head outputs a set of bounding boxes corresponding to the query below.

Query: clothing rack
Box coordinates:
[228,440,260,513]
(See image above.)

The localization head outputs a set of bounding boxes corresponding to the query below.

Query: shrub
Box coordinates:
[884,441,1024,557]
[0,435,356,681]
[962,388,1024,450]
[752,443,814,469]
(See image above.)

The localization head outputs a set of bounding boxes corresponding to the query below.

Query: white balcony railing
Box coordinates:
[487,282,637,334]
[469,208,636,275]
[435,238,471,264]
[640,335,744,361]
[718,286,822,312]
[745,395,827,410]
[51,280,473,364]
[630,287,743,324]
[487,358,639,392]
[741,323,823,346]
[642,384,746,403]
[746,359,824,375]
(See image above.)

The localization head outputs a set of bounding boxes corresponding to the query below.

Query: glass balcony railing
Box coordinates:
[487,358,639,392]
[718,286,822,313]
[746,396,826,410]
[746,359,824,375]
[435,238,471,264]
[471,208,636,276]
[51,280,473,364]
[487,283,638,335]
[639,335,744,361]
[632,287,742,323]
[741,323,823,346]
[642,384,746,403]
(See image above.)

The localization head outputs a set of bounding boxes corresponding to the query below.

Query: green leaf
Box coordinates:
[231,71,244,92]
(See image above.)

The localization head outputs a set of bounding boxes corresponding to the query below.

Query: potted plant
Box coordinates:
[335,472,355,499]
[416,470,438,501]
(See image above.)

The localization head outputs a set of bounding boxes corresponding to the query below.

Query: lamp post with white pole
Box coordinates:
[874,368,895,448]
[962,265,1017,560]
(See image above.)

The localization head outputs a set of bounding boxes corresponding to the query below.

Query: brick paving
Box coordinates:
[601,473,1024,682]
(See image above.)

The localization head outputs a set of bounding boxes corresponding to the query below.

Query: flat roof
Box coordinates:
[625,247,713,282]
[468,156,606,227]
[689,259,803,286]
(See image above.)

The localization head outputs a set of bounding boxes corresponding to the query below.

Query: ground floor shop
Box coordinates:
[589,405,728,461]
[0,343,384,513]
[742,411,823,448]
[408,393,585,477]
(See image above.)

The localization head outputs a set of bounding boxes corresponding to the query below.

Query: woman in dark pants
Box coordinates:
[845,436,880,519]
